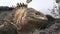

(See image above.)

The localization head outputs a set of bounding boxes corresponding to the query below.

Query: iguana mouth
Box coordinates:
[34,16,47,21]
[27,16,46,20]
[27,15,48,23]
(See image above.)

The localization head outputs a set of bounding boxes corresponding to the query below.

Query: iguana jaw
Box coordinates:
[27,15,48,22]
[35,16,48,21]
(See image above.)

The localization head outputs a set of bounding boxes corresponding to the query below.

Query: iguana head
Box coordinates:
[21,8,48,26]
[14,3,48,29]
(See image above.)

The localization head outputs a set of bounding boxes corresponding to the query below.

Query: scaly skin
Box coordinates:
[0,3,48,34]
[14,3,48,34]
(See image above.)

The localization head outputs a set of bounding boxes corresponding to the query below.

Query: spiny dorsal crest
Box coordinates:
[17,3,27,9]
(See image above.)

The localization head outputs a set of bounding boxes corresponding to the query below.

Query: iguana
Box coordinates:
[0,3,48,34]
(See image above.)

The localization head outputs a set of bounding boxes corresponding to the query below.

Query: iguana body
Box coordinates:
[0,3,48,34]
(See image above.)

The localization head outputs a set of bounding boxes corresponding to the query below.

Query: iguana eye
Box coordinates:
[35,12,40,15]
